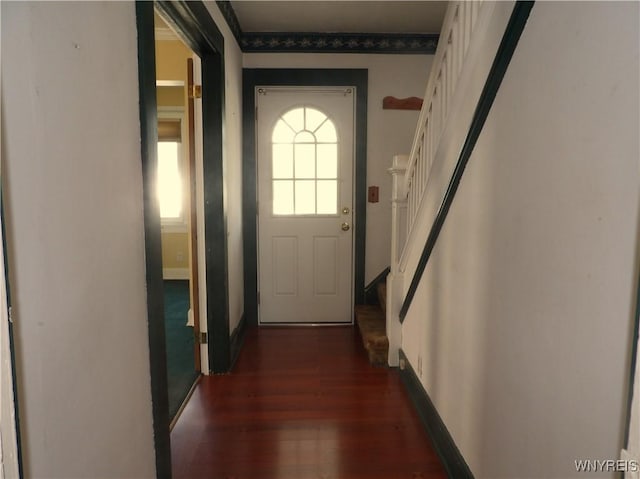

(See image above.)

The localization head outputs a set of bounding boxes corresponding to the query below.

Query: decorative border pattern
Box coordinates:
[216,1,438,54]
[240,32,438,54]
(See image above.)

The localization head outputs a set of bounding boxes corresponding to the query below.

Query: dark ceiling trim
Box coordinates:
[216,1,439,54]
[240,32,438,54]
[216,0,242,44]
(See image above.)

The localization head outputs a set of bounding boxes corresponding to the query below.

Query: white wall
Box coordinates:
[402,2,639,477]
[204,2,245,335]
[1,2,156,478]
[243,53,432,283]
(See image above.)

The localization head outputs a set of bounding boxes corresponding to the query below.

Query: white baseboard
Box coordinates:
[162,268,190,280]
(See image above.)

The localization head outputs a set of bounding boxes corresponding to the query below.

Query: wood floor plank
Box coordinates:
[171,326,446,479]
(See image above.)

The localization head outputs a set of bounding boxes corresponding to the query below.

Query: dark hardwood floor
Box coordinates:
[171,326,447,479]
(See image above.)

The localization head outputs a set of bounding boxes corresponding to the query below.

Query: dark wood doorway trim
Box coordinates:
[242,69,368,326]
[136,2,229,477]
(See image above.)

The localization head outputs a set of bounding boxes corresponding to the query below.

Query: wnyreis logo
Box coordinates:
[575,459,640,473]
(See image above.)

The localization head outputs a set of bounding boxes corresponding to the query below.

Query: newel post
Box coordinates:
[386,155,408,366]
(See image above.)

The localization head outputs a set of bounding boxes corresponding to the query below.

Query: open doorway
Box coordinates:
[136,2,230,474]
[154,11,201,422]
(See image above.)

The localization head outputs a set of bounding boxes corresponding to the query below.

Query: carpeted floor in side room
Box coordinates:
[163,280,199,420]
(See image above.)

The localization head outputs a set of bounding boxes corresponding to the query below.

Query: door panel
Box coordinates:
[314,236,338,295]
[273,236,298,296]
[257,87,355,324]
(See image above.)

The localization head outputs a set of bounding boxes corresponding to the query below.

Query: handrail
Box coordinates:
[402,1,483,257]
[399,1,535,322]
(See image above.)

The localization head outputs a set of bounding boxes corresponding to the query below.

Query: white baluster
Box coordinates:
[397,0,487,261]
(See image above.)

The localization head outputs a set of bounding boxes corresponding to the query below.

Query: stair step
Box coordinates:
[354,304,383,315]
[354,305,388,366]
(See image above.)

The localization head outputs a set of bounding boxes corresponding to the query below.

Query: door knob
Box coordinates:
[341,222,350,231]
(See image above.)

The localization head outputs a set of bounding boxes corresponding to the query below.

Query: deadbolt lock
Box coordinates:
[342,207,350,215]
[341,222,350,231]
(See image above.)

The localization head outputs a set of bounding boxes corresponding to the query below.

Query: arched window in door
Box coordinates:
[271,106,338,215]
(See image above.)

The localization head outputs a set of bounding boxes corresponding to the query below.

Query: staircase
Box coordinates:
[384,1,514,368]
[357,2,512,368]
[355,277,389,366]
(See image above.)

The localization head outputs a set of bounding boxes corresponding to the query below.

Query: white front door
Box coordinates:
[257,87,355,324]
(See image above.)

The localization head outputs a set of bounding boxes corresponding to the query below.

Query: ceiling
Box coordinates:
[229,1,447,34]
[156,2,447,54]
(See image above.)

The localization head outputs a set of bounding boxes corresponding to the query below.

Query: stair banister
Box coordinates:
[399,1,484,274]
[389,155,408,274]
[386,154,409,366]
[391,0,534,324]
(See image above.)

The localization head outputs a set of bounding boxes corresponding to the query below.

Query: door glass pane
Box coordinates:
[316,144,337,179]
[295,180,315,214]
[306,108,327,132]
[315,120,337,142]
[282,108,304,132]
[294,144,315,179]
[272,119,294,143]
[273,144,293,179]
[270,106,341,217]
[316,180,338,214]
[273,180,294,215]
[295,131,315,143]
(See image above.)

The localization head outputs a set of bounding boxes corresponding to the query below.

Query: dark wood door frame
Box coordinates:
[136,2,230,477]
[242,69,368,326]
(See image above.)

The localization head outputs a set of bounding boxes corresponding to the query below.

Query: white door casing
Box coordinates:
[192,54,209,372]
[257,87,355,324]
